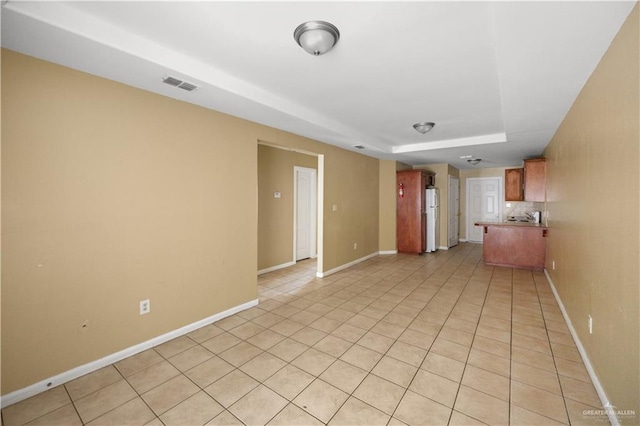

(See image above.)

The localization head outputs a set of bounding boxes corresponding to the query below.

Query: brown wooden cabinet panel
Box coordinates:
[505,168,524,201]
[425,173,436,187]
[524,159,546,202]
[481,224,546,270]
[396,170,435,254]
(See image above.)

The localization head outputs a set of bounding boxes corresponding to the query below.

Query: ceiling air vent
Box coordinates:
[162,75,198,91]
[177,82,198,91]
[354,145,365,150]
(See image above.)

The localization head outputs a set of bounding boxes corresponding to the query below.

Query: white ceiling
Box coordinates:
[1,1,635,169]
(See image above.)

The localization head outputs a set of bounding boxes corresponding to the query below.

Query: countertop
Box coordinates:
[475,221,547,229]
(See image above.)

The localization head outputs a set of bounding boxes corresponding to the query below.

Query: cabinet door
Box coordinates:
[524,159,546,202]
[505,168,524,201]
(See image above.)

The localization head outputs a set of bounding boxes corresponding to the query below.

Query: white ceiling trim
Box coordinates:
[392,133,507,154]
[2,1,635,169]
[3,1,395,154]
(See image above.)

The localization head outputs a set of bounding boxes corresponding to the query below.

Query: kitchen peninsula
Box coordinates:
[475,221,547,270]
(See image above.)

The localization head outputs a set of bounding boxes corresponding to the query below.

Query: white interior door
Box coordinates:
[294,167,317,261]
[467,177,502,243]
[448,176,459,247]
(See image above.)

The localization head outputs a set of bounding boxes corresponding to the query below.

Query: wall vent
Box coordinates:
[162,75,198,91]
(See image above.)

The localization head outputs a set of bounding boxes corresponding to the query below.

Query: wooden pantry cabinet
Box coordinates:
[396,170,435,254]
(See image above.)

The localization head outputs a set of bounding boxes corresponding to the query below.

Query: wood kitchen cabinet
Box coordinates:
[505,168,524,201]
[524,158,546,202]
[397,170,435,254]
[477,223,547,270]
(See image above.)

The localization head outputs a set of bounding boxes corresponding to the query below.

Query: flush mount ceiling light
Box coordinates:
[467,158,482,166]
[413,122,435,134]
[294,21,340,56]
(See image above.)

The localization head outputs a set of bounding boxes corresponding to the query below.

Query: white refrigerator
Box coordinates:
[426,188,440,253]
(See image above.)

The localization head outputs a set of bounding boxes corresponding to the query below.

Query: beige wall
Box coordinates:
[378,160,397,252]
[321,147,380,270]
[254,141,379,274]
[1,50,380,394]
[396,161,412,171]
[253,138,380,272]
[257,145,317,270]
[2,50,258,393]
[543,5,639,418]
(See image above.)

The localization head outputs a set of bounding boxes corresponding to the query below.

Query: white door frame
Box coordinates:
[448,175,459,248]
[294,166,317,262]
[466,176,503,242]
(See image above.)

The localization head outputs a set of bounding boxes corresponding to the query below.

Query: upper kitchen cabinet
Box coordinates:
[524,158,546,202]
[505,168,524,201]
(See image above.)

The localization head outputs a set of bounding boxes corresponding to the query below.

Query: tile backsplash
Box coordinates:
[503,201,545,220]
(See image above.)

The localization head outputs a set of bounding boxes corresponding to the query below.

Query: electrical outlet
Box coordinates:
[353,242,357,250]
[332,204,338,212]
[140,299,150,315]
[552,260,556,270]
[588,315,593,334]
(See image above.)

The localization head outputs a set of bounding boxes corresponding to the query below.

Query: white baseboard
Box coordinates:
[378,250,398,255]
[544,270,618,426]
[438,246,449,251]
[258,261,296,275]
[1,298,259,409]
[316,252,379,278]
[459,238,468,242]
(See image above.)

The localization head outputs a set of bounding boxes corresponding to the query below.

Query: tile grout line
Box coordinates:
[248,251,450,425]
[385,249,472,421]
[315,252,451,424]
[282,248,464,424]
[381,245,487,424]
[508,272,570,425]
[508,267,515,426]
[444,260,497,425]
[534,272,573,425]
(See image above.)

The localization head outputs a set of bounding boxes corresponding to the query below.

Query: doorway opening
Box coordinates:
[466,176,503,242]
[294,166,317,261]
[257,141,324,276]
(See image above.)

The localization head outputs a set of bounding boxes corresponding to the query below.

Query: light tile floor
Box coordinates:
[2,244,608,425]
